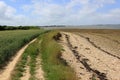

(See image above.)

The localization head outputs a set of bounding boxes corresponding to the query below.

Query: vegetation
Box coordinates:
[0,25,40,30]
[0,30,43,68]
[29,41,40,80]
[39,30,77,80]
[11,30,49,80]
[11,40,40,80]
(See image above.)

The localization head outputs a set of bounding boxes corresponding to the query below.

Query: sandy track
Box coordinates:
[60,32,120,80]
[21,66,30,80]
[21,40,44,80]
[21,56,30,80]
[0,39,36,80]
[35,56,44,80]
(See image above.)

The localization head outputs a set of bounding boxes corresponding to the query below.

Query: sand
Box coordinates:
[60,32,120,80]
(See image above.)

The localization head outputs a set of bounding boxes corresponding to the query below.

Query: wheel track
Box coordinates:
[96,34,120,44]
[64,34,108,80]
[0,38,37,80]
[78,34,120,60]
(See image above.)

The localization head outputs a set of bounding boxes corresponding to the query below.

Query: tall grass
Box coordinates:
[0,30,43,68]
[39,30,77,80]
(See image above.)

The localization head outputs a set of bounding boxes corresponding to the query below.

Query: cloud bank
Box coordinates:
[0,0,120,26]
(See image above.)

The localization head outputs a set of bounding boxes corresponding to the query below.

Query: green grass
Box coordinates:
[0,30,43,68]
[28,40,39,80]
[39,30,77,80]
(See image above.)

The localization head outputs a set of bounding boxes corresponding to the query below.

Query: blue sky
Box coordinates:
[0,0,120,26]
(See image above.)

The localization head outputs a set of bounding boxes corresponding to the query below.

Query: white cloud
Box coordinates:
[0,0,120,26]
[24,0,98,25]
[0,1,25,25]
[0,1,16,20]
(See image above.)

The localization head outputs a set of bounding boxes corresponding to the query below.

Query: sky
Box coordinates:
[0,0,120,26]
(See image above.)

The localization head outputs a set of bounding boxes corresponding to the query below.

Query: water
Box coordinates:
[42,25,120,29]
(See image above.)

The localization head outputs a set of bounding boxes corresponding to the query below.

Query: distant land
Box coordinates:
[40,24,120,29]
[0,24,120,29]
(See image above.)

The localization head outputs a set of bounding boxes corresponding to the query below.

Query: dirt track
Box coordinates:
[60,32,120,80]
[0,39,36,80]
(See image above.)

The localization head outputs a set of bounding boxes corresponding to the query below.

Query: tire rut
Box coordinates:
[96,34,120,45]
[35,55,44,80]
[21,56,30,80]
[78,34,120,60]
[64,34,108,80]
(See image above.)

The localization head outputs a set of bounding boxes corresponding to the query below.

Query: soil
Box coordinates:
[35,56,44,80]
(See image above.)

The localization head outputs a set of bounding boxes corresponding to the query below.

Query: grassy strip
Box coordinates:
[39,30,77,80]
[28,40,40,80]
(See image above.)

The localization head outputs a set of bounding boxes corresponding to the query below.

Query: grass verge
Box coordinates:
[39,30,77,80]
